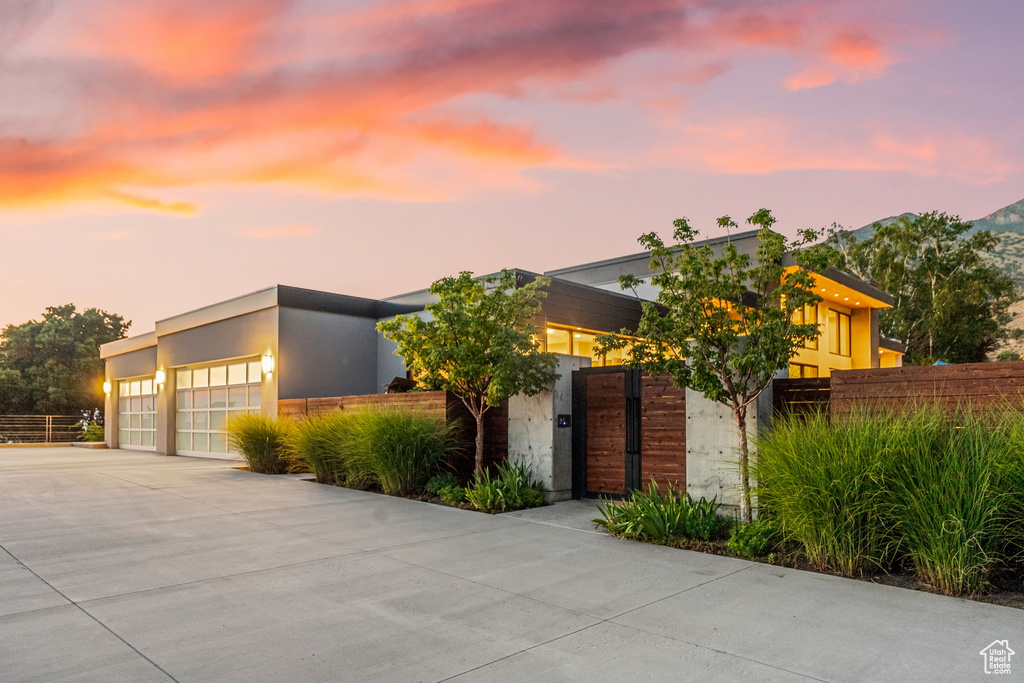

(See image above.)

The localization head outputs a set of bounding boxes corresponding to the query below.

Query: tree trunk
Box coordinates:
[733,404,752,523]
[474,410,485,476]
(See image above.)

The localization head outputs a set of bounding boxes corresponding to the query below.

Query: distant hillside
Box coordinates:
[848,197,1024,358]
[850,198,1024,286]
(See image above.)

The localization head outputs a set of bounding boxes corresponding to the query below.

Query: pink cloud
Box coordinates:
[0,0,940,211]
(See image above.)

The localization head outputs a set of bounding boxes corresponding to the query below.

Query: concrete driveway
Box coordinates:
[0,448,1018,682]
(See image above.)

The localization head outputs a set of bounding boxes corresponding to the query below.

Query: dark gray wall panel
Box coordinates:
[279,308,380,398]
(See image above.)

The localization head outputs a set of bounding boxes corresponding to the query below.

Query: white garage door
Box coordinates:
[119,377,157,450]
[176,360,262,459]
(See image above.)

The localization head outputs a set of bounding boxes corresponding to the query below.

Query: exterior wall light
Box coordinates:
[103,381,112,395]
[155,370,166,386]
[262,353,275,375]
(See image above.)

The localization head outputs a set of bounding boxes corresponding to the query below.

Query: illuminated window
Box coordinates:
[792,304,819,350]
[788,363,819,378]
[544,325,634,367]
[827,309,851,357]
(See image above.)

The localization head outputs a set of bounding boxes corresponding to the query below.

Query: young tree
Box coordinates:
[0,305,130,415]
[597,210,838,522]
[377,270,559,474]
[837,212,1016,364]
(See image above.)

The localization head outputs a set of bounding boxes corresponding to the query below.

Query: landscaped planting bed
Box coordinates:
[594,408,1024,609]
[226,409,544,513]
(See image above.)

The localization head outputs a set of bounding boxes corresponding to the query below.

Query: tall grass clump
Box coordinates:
[883,409,1018,596]
[291,412,357,485]
[345,409,459,496]
[757,405,1024,595]
[753,410,892,576]
[225,413,294,475]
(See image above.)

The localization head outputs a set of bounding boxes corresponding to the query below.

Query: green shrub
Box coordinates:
[728,516,780,560]
[225,413,293,475]
[464,460,545,513]
[83,421,104,442]
[345,409,459,496]
[594,481,729,543]
[291,412,354,485]
[292,409,456,495]
[753,410,891,576]
[439,484,466,504]
[426,472,459,496]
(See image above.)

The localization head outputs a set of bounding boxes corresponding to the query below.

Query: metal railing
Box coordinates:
[0,416,86,443]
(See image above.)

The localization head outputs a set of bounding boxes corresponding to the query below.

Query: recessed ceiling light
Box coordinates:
[855,301,861,305]
[844,297,849,301]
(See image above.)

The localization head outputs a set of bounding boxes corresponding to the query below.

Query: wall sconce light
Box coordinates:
[155,370,166,386]
[262,353,275,375]
[103,381,111,395]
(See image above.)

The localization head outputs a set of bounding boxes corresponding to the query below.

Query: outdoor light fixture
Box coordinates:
[262,353,275,375]
[155,370,166,386]
[103,381,111,395]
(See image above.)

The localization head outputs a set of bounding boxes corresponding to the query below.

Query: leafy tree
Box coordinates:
[837,212,1017,364]
[377,270,559,474]
[597,210,839,522]
[0,305,130,415]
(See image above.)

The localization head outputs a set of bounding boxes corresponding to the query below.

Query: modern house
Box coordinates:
[100,230,902,462]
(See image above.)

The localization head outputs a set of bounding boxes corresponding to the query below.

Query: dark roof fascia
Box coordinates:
[879,337,907,353]
[276,285,422,318]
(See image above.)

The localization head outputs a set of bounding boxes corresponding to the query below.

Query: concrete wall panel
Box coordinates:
[508,354,590,502]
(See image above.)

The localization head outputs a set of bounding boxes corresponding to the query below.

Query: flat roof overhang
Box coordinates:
[784,266,893,309]
[880,337,907,354]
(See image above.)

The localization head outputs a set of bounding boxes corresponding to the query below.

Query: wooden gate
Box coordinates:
[571,367,686,498]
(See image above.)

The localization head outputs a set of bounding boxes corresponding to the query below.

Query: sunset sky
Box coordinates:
[2,0,1023,334]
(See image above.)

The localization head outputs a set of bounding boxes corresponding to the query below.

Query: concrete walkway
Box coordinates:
[0,448,1018,682]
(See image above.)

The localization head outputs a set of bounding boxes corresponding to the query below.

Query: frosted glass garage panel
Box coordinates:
[118,375,156,452]
[176,358,262,459]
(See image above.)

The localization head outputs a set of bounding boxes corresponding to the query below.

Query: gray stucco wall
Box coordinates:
[279,308,380,399]
[105,346,158,380]
[155,307,279,455]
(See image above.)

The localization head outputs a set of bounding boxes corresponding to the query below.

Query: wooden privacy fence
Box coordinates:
[571,367,687,498]
[772,378,831,417]
[830,362,1024,416]
[279,391,508,478]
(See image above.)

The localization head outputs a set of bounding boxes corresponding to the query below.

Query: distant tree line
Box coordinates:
[834,212,1018,364]
[0,305,129,415]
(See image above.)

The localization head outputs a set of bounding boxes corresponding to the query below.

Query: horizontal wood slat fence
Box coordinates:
[279,391,507,478]
[772,378,831,418]
[772,361,1024,419]
[830,362,1024,416]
